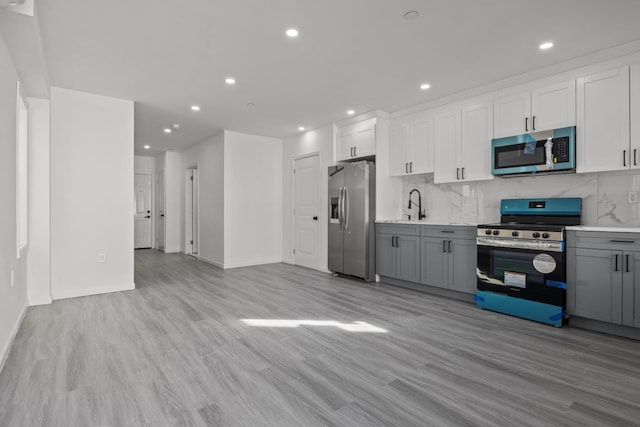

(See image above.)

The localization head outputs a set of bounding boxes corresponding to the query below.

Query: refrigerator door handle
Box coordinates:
[344,186,350,230]
[338,186,344,229]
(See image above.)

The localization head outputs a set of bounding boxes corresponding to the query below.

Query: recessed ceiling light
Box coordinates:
[347,109,355,115]
[144,145,150,149]
[539,41,554,50]
[403,11,420,20]
[298,126,305,131]
[171,124,181,130]
[286,28,299,38]
[191,105,200,111]
[225,77,236,85]
[164,128,172,134]
[420,83,431,90]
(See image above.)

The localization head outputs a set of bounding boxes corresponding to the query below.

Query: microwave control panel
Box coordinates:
[552,137,570,163]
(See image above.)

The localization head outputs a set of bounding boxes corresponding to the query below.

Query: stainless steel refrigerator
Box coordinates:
[328,161,376,281]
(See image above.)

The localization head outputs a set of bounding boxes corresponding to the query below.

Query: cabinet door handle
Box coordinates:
[461,167,465,180]
[410,162,413,173]
[456,168,460,180]
[615,254,619,272]
[626,254,630,273]
[624,150,627,167]
[635,149,638,166]
[447,240,452,253]
[610,240,636,244]
[532,115,536,131]
[442,240,446,253]
[391,236,395,247]
[395,236,399,248]
[405,163,408,173]
[525,117,529,132]
[354,147,357,157]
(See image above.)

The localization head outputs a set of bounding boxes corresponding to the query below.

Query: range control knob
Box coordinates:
[542,233,550,239]
[512,231,519,237]
[532,232,541,238]
[492,230,500,236]
[485,229,492,235]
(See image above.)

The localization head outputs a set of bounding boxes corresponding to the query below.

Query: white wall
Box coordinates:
[282,125,333,271]
[224,131,283,268]
[27,98,51,306]
[163,151,182,253]
[180,133,225,266]
[50,87,134,299]
[0,33,28,371]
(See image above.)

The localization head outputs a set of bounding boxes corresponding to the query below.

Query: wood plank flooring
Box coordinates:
[2,249,640,426]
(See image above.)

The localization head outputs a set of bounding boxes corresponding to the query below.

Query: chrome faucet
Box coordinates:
[408,188,425,220]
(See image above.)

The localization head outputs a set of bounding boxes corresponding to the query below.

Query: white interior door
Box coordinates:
[192,168,199,255]
[293,154,320,269]
[185,167,199,256]
[157,171,165,251]
[134,173,152,249]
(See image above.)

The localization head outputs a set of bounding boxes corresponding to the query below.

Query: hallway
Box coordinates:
[1,250,640,426]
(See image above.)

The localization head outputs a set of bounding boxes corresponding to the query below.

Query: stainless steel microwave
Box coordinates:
[491,126,575,176]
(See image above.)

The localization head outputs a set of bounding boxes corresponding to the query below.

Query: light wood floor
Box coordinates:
[1,250,640,426]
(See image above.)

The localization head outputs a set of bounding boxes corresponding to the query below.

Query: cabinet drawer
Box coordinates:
[421,225,476,239]
[376,223,421,236]
[567,231,640,251]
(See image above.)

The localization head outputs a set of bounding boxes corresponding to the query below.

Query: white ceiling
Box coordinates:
[9,0,640,155]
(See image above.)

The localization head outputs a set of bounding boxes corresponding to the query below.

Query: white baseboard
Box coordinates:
[223,258,283,269]
[198,256,224,269]
[52,282,135,300]
[28,295,52,306]
[0,303,27,375]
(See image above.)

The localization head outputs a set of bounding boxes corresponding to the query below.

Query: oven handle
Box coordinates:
[476,236,564,252]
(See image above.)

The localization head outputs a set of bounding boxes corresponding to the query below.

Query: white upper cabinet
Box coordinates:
[631,63,640,168]
[577,66,631,173]
[434,108,461,183]
[388,112,434,177]
[336,118,376,161]
[461,99,494,182]
[494,91,531,138]
[494,80,576,138]
[531,81,576,132]
[434,98,494,184]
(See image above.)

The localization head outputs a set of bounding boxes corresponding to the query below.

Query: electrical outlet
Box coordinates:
[98,253,106,263]
[10,270,14,287]
[629,192,638,204]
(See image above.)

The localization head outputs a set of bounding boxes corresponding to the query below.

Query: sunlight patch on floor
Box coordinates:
[241,319,388,333]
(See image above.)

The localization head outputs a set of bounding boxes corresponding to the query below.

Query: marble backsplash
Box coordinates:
[402,170,640,226]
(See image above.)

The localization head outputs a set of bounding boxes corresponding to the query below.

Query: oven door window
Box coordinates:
[477,245,565,306]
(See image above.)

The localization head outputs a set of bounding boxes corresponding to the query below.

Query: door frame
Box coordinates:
[291,152,321,269]
[184,163,200,257]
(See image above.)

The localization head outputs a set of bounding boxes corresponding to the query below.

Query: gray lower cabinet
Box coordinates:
[567,231,640,328]
[376,224,421,283]
[421,226,477,294]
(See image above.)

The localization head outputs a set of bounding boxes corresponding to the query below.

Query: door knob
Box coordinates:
[145,216,151,219]
[313,216,318,221]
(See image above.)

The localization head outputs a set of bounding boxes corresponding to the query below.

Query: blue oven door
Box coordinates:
[476,237,566,307]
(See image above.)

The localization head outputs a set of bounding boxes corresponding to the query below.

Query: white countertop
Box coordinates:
[376,219,477,226]
[566,225,640,233]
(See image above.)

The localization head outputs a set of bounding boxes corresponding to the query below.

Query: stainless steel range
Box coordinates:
[476,198,582,327]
